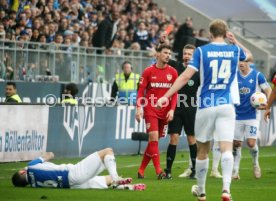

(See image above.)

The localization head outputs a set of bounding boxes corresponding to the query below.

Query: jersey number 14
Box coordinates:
[210,60,231,84]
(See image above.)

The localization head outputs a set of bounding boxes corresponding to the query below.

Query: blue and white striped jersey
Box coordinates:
[27,157,70,188]
[188,42,247,109]
[235,69,270,120]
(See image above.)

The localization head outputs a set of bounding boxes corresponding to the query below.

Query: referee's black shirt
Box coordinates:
[168,59,200,111]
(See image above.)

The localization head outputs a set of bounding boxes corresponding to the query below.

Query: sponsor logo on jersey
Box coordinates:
[188,80,194,86]
[239,87,251,94]
[150,82,172,88]
[167,74,172,81]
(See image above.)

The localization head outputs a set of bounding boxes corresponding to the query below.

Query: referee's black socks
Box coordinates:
[166,144,177,172]
[189,144,197,172]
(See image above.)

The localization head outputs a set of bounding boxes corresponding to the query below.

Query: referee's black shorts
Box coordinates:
[168,106,196,136]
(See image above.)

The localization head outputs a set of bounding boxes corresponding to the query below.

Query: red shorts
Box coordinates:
[144,116,168,138]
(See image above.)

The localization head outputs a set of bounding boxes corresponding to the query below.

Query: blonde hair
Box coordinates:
[209,19,229,38]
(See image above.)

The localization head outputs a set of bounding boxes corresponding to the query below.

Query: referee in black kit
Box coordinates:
[159,34,200,179]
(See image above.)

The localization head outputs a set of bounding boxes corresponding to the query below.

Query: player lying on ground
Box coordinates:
[12,148,145,191]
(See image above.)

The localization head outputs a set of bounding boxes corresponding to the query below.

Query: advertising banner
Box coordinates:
[0,105,49,162]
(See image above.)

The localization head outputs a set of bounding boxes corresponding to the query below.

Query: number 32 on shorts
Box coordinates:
[249,126,257,136]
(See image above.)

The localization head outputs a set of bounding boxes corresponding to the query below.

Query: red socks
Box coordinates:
[138,141,162,175]
[138,143,151,176]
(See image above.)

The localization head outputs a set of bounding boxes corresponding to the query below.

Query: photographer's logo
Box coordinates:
[63,85,95,155]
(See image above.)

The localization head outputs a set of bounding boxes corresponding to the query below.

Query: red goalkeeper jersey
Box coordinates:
[137,64,178,119]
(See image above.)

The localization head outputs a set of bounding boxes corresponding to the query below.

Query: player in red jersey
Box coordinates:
[135,44,178,179]
[264,74,276,121]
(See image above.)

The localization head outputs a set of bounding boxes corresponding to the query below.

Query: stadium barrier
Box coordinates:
[0,104,189,162]
[0,39,154,83]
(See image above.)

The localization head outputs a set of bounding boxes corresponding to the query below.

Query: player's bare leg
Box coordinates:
[247,138,261,178]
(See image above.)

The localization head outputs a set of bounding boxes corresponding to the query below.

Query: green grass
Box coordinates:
[1,146,276,201]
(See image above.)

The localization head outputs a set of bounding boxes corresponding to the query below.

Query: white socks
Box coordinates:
[196,158,209,195]
[221,151,234,193]
[249,144,259,167]
[212,141,221,171]
[233,147,241,174]
[188,154,192,169]
[104,154,119,181]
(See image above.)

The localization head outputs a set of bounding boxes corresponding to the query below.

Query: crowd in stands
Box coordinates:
[0,0,208,53]
[0,0,210,82]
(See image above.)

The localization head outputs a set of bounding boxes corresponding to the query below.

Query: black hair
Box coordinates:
[65,83,79,97]
[6,82,16,89]
[121,61,132,70]
[12,172,28,187]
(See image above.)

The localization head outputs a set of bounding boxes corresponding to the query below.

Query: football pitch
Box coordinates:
[1,146,276,201]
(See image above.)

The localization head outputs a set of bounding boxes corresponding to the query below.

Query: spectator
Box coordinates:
[195,28,209,47]
[57,18,69,35]
[5,66,14,80]
[173,17,194,59]
[130,42,141,51]
[92,9,120,53]
[2,16,12,33]
[4,81,22,103]
[0,23,5,39]
[133,21,151,50]
[116,29,131,48]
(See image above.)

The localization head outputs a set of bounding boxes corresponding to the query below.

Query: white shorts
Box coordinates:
[234,120,259,141]
[68,152,108,189]
[70,176,108,189]
[195,104,235,143]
